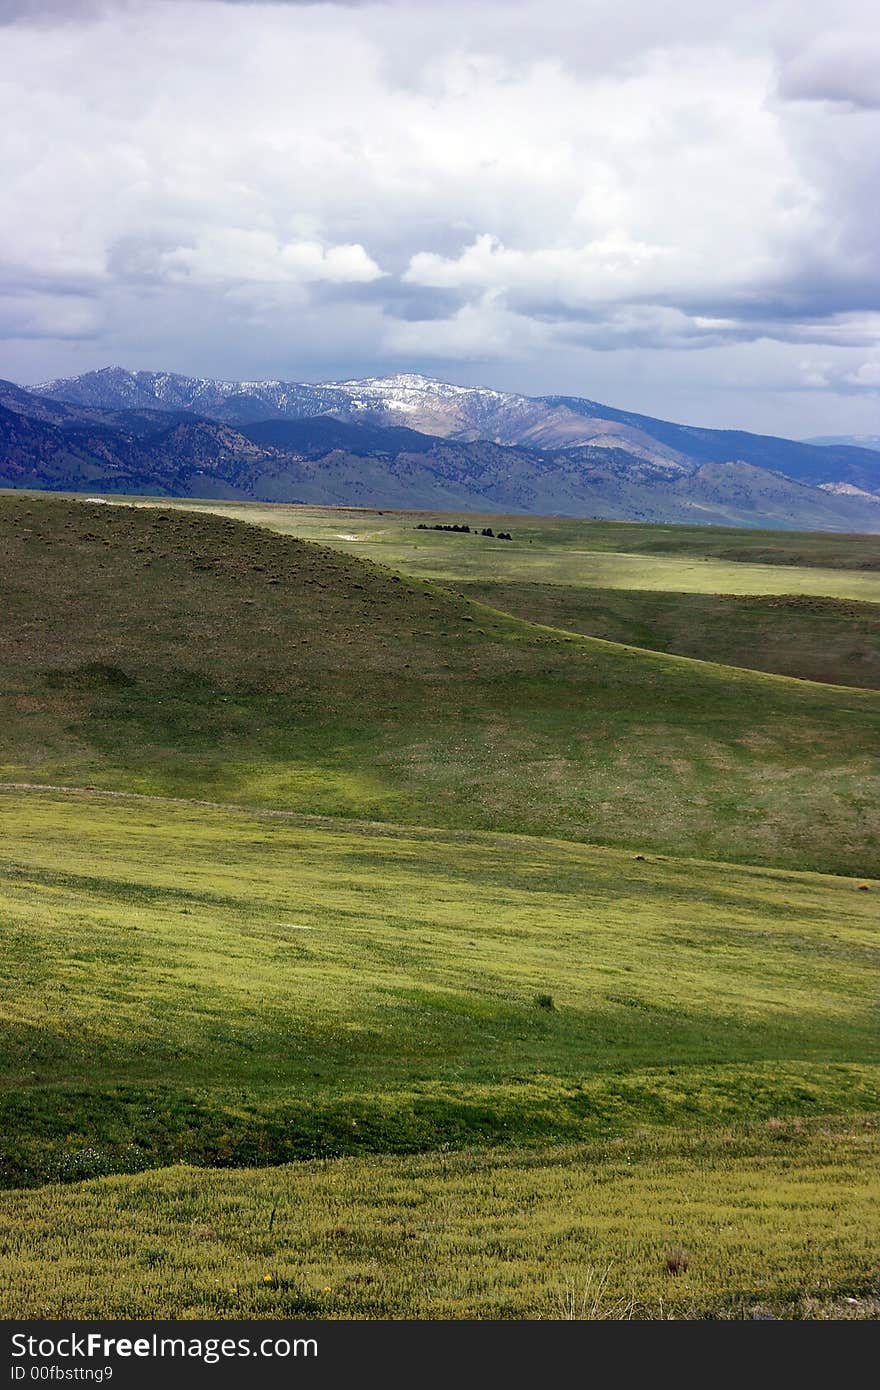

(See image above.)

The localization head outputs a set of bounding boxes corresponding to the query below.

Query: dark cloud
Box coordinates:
[0,0,117,20]
[777,35,880,109]
[308,278,466,321]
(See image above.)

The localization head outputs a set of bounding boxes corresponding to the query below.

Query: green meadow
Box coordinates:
[2,1121,877,1320]
[2,787,877,1189]
[145,499,880,686]
[158,501,880,600]
[1,496,879,874]
[0,493,878,1318]
[453,584,880,689]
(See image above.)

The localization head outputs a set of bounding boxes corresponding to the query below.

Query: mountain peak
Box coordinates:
[327,372,508,400]
[332,372,443,389]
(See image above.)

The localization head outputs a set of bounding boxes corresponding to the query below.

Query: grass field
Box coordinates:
[155,501,880,598]
[2,495,879,875]
[1,492,878,1318]
[2,1120,877,1319]
[1,788,877,1189]
[156,502,880,578]
[453,584,880,689]
[143,500,880,686]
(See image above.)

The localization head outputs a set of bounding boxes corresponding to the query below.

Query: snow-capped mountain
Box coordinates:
[30,365,350,425]
[11,365,880,523]
[317,373,688,471]
[30,368,687,471]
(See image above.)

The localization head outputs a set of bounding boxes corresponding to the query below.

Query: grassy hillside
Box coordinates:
[1,789,877,1192]
[2,494,879,1320]
[148,501,880,683]
[455,584,880,689]
[2,1120,877,1319]
[162,502,880,587]
[2,495,879,874]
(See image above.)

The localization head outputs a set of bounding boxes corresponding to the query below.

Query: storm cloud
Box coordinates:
[1,0,878,434]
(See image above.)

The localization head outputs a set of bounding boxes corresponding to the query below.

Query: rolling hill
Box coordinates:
[2,492,879,1319]
[167,499,880,687]
[2,493,879,875]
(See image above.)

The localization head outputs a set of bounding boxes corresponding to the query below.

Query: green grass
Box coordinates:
[144,498,880,684]
[151,500,880,570]
[2,495,879,875]
[154,501,880,598]
[3,493,879,1319]
[1,789,877,1188]
[1,1119,877,1319]
[454,583,880,689]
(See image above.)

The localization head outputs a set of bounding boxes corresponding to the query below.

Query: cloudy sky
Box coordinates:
[1,0,878,435]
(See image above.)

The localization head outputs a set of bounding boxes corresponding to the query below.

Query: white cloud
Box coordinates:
[158,231,384,286]
[404,233,671,305]
[844,358,880,388]
[384,291,551,361]
[0,0,878,435]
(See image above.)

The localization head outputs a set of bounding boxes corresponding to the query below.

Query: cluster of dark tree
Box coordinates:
[415,523,513,540]
[416,522,472,533]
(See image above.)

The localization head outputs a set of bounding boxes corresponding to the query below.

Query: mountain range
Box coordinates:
[1,366,878,530]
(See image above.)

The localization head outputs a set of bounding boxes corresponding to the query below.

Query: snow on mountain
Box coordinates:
[28,367,679,464]
[5,366,880,529]
[27,366,880,493]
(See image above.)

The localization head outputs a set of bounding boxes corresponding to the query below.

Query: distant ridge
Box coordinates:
[0,367,877,530]
[807,434,880,454]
